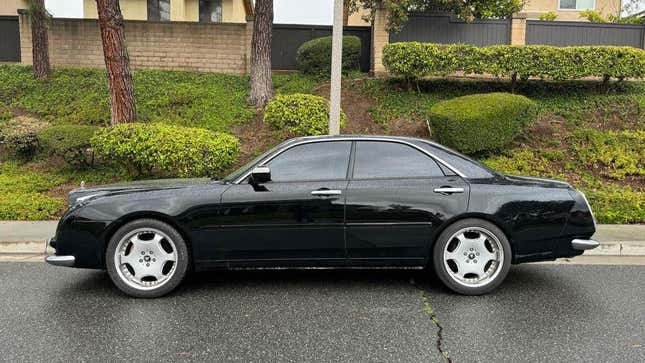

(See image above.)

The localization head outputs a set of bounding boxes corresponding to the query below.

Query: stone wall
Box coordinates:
[18,15,253,74]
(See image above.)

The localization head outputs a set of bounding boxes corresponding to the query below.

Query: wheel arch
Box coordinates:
[101,212,193,268]
[428,213,515,263]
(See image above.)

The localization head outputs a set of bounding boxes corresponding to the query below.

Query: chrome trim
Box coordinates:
[571,239,600,250]
[233,137,466,184]
[433,187,465,194]
[45,255,75,267]
[579,191,597,229]
[251,166,270,174]
[311,189,342,196]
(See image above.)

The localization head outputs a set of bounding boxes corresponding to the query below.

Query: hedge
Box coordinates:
[428,93,537,153]
[91,123,240,178]
[296,36,361,75]
[39,125,99,167]
[383,43,645,88]
[264,93,347,136]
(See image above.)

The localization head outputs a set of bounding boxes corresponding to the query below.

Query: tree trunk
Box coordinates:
[29,0,50,80]
[96,0,137,124]
[248,0,273,108]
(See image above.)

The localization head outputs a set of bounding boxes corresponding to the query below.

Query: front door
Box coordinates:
[216,141,352,265]
[345,141,470,265]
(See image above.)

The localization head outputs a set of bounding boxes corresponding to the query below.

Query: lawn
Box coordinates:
[0,65,643,223]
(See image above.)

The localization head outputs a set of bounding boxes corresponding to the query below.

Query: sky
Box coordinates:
[44,0,336,24]
[43,0,645,20]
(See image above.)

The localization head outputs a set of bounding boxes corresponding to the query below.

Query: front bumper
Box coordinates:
[571,239,600,250]
[45,255,76,267]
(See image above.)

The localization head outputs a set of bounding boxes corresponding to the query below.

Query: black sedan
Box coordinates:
[46,135,598,297]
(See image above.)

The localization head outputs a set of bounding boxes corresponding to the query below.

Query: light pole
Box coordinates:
[328,0,343,135]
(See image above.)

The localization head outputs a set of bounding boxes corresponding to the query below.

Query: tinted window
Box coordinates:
[147,0,170,21]
[199,0,223,22]
[416,141,494,179]
[267,142,351,182]
[353,141,444,179]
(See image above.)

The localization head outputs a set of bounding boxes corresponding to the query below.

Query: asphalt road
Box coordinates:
[0,263,643,362]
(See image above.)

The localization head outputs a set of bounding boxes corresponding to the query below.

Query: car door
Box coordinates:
[345,141,469,265]
[214,141,352,265]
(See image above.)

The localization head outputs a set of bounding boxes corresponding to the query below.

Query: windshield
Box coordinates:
[222,141,289,182]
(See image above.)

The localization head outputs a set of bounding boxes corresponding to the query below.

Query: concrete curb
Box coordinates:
[0,221,643,256]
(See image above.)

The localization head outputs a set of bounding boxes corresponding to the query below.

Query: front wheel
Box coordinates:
[432,219,512,295]
[106,219,189,298]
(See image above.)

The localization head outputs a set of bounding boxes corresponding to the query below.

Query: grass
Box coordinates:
[0,65,643,223]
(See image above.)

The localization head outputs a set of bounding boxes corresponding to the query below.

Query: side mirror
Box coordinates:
[249,166,271,184]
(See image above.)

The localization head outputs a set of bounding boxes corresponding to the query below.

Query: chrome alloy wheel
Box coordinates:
[442,227,504,288]
[114,228,178,291]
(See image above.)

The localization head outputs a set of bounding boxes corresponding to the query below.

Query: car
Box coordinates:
[46,135,598,297]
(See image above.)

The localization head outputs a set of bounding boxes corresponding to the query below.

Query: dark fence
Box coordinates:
[0,16,21,62]
[271,24,371,72]
[389,13,510,46]
[526,20,645,48]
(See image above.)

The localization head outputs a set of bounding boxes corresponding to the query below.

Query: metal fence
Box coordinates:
[526,20,645,48]
[271,24,372,72]
[0,16,21,62]
[389,13,511,46]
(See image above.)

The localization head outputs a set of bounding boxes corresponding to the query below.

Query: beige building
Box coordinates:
[523,0,622,21]
[83,0,249,23]
[0,0,26,16]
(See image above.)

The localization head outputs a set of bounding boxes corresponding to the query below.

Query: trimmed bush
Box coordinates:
[428,93,537,154]
[296,36,361,75]
[383,43,645,87]
[39,125,99,167]
[0,116,49,160]
[264,93,347,136]
[91,123,240,178]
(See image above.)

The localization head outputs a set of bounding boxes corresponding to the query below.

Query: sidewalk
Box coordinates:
[0,221,643,261]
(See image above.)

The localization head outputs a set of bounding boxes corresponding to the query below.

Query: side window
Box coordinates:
[353,141,444,179]
[266,142,352,182]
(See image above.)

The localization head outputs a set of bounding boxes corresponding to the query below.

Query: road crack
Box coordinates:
[410,279,452,363]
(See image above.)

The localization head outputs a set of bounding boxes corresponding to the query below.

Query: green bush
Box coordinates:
[383,43,645,85]
[0,116,49,160]
[0,192,64,220]
[264,93,347,136]
[428,93,537,153]
[570,129,644,180]
[582,185,644,224]
[296,36,361,75]
[39,125,99,167]
[539,11,557,21]
[91,123,240,178]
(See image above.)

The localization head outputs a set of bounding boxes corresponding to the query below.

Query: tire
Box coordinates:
[106,219,190,298]
[432,218,511,295]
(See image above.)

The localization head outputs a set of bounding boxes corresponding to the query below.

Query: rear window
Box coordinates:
[416,142,495,179]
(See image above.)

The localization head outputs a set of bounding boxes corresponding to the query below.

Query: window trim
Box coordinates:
[255,141,354,183]
[350,140,446,181]
[233,138,465,184]
[557,0,596,11]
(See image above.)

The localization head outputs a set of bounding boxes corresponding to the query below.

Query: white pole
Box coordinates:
[329,0,343,135]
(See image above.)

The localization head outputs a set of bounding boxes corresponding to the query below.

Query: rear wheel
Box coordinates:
[432,218,511,295]
[106,219,189,298]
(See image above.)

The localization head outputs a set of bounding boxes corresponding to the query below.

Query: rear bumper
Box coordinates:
[571,239,600,251]
[45,255,76,267]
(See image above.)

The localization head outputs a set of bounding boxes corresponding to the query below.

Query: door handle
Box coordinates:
[433,187,464,194]
[311,189,342,196]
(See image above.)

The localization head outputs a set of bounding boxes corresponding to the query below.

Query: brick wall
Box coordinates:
[18,15,252,74]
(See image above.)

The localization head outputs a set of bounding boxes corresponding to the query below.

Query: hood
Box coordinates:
[67,178,214,206]
[503,174,572,189]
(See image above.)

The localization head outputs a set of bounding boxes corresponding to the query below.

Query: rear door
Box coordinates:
[345,141,470,265]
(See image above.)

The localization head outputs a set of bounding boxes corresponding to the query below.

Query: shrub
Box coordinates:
[583,185,644,224]
[91,123,240,178]
[296,36,361,75]
[264,94,347,136]
[0,192,64,220]
[39,125,99,167]
[539,12,557,21]
[428,93,537,153]
[382,43,645,88]
[0,116,49,160]
[570,129,645,180]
